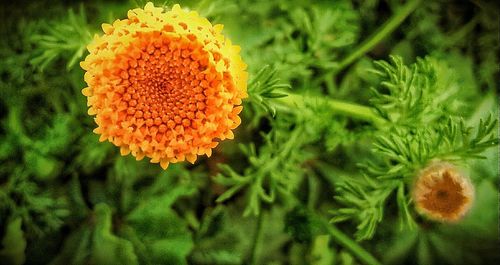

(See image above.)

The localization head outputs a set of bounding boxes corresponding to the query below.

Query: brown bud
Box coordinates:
[413,162,474,222]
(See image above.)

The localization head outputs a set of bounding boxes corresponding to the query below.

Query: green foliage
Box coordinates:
[90,204,139,265]
[190,206,246,264]
[30,6,93,71]
[0,170,69,237]
[215,124,311,216]
[219,0,360,89]
[370,56,460,125]
[380,180,500,265]
[50,203,139,265]
[363,116,498,179]
[309,235,335,265]
[331,55,498,241]
[285,207,319,243]
[246,65,289,119]
[0,218,26,265]
[50,171,196,265]
[0,1,498,265]
[330,177,395,241]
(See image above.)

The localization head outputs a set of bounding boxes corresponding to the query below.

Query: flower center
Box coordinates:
[421,171,467,216]
[113,32,221,147]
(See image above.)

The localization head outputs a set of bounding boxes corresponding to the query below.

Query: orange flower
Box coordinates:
[412,162,474,222]
[80,2,248,169]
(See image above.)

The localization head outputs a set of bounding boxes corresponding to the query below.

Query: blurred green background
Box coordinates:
[0,0,498,264]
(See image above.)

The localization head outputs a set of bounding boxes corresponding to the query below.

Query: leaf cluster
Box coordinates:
[30,6,93,71]
[214,124,311,216]
[246,65,289,120]
[330,56,498,241]
[369,56,461,125]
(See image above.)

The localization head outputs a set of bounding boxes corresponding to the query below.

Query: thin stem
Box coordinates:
[279,193,381,265]
[8,106,33,147]
[311,212,382,265]
[443,16,478,47]
[249,211,264,265]
[275,93,386,127]
[335,0,422,73]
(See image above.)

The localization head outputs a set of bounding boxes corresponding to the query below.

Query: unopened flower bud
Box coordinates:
[412,162,474,222]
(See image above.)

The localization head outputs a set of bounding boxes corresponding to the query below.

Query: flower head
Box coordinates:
[413,162,474,222]
[81,2,248,169]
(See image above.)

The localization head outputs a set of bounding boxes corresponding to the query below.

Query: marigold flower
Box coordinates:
[412,162,474,222]
[80,2,248,169]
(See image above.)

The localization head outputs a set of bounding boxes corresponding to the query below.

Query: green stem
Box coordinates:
[312,213,382,265]
[282,193,382,265]
[8,106,34,147]
[275,93,386,127]
[249,211,264,265]
[443,16,478,47]
[335,0,422,72]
